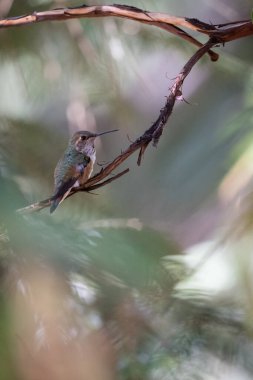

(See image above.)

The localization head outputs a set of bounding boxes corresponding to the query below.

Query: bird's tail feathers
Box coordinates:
[50,187,72,213]
[50,197,62,213]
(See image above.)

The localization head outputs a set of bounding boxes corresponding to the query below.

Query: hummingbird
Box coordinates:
[50,129,118,213]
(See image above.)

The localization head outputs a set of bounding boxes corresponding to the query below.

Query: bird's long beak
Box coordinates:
[96,129,119,137]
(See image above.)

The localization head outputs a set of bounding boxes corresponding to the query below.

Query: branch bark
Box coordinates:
[1,5,252,44]
[0,4,220,62]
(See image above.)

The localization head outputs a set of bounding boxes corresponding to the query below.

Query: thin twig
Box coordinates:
[78,168,130,192]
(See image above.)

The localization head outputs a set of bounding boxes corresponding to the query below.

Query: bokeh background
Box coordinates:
[1,0,253,379]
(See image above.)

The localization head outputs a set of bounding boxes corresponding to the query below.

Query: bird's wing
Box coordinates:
[50,163,87,213]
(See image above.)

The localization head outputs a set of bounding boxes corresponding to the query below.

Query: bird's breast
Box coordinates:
[79,152,96,185]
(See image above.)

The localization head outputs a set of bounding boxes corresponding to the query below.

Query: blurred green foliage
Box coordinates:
[1,1,253,379]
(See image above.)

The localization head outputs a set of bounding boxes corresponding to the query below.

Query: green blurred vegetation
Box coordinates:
[1,0,253,379]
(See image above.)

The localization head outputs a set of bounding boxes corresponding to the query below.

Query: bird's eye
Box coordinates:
[81,136,86,141]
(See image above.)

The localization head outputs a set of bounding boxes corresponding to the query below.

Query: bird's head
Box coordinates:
[70,129,118,155]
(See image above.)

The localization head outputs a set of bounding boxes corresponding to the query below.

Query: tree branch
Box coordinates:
[1,4,252,45]
[0,4,220,61]
[17,38,217,214]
